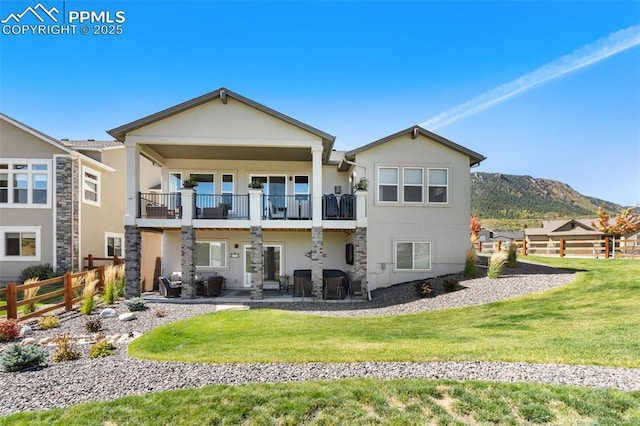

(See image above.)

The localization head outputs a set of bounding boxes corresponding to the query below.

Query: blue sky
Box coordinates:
[1,0,639,207]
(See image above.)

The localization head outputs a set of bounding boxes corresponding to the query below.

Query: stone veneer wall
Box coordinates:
[181,226,197,298]
[311,227,324,298]
[250,226,263,300]
[55,157,79,272]
[354,226,368,296]
[124,225,141,298]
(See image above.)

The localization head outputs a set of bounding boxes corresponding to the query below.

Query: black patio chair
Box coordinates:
[159,276,181,298]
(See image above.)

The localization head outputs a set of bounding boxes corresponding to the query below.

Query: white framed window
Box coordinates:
[403,167,423,203]
[105,233,124,257]
[0,160,51,207]
[0,226,41,261]
[82,166,101,206]
[395,241,431,271]
[195,240,228,269]
[377,166,398,202]
[428,168,448,204]
[221,173,234,210]
[294,175,309,200]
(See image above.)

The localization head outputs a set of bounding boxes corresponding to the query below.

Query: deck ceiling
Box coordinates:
[145,144,312,162]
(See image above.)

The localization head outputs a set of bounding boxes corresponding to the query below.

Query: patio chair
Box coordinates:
[159,276,181,298]
[294,276,313,299]
[347,272,364,302]
[205,276,224,297]
[323,276,344,301]
[202,203,230,219]
[268,201,286,219]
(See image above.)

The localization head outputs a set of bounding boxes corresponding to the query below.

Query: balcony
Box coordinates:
[136,192,363,227]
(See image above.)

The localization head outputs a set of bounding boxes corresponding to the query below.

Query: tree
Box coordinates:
[591,206,640,237]
[470,215,482,244]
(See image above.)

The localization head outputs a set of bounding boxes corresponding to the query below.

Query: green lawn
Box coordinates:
[129,257,640,367]
[2,379,639,425]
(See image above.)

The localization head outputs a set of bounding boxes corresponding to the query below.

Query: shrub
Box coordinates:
[0,344,47,372]
[115,277,125,299]
[488,252,508,279]
[124,297,146,312]
[415,280,434,298]
[443,279,459,292]
[85,316,102,333]
[507,242,518,268]
[89,338,116,359]
[38,316,60,330]
[463,247,478,277]
[0,318,21,342]
[80,270,99,315]
[19,263,55,282]
[21,277,40,315]
[52,334,81,363]
[102,264,118,305]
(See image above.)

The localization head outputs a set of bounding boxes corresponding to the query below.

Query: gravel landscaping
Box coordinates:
[1,260,639,415]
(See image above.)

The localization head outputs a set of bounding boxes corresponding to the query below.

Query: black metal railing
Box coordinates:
[262,195,312,220]
[138,192,182,219]
[195,194,249,219]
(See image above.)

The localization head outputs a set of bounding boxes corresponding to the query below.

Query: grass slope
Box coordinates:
[2,379,639,425]
[129,257,640,367]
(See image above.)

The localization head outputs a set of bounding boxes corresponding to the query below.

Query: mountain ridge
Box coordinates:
[471,172,624,230]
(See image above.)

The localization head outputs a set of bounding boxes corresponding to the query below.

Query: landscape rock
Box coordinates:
[19,325,33,338]
[118,313,137,322]
[20,337,37,346]
[99,308,118,319]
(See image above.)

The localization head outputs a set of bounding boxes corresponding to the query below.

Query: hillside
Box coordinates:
[471,172,623,230]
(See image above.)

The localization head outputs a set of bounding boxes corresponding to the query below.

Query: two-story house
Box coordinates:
[108,88,485,299]
[0,114,122,282]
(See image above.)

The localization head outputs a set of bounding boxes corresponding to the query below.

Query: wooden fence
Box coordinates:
[0,266,107,321]
[475,238,639,259]
[84,254,122,270]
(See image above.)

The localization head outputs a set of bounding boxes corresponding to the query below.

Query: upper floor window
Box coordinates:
[428,168,448,203]
[0,226,41,261]
[82,166,101,206]
[222,174,234,210]
[0,160,51,208]
[378,167,398,202]
[403,168,423,203]
[294,175,309,200]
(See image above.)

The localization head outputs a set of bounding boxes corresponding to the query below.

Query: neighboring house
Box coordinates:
[0,114,115,282]
[108,88,485,299]
[0,113,160,283]
[525,219,603,243]
[478,228,524,243]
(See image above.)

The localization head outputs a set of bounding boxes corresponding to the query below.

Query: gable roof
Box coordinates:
[525,219,603,236]
[0,113,115,172]
[107,87,336,162]
[342,125,486,169]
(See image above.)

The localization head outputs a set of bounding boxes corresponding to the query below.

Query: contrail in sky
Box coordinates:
[420,24,640,131]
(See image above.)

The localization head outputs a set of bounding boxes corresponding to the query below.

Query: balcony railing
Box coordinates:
[138,192,356,221]
[262,195,312,220]
[139,192,182,219]
[194,194,249,219]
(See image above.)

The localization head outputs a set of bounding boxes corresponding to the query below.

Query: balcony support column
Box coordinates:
[311,227,324,298]
[311,146,323,226]
[124,141,140,226]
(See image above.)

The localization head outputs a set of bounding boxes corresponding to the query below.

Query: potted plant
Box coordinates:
[183,176,198,189]
[248,180,264,189]
[354,177,368,191]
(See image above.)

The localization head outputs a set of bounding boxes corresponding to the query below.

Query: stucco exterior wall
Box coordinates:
[352,133,473,290]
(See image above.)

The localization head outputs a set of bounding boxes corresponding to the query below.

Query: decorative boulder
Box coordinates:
[19,325,33,338]
[21,337,37,346]
[118,313,137,322]
[99,308,118,319]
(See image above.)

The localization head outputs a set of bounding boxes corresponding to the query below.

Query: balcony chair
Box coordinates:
[268,201,286,219]
[159,276,181,298]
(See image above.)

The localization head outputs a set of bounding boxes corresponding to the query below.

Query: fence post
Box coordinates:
[605,237,610,259]
[478,242,482,253]
[497,241,502,252]
[6,282,17,320]
[64,272,73,311]
[97,265,105,293]
[560,238,565,257]
[87,254,94,270]
[522,239,527,256]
